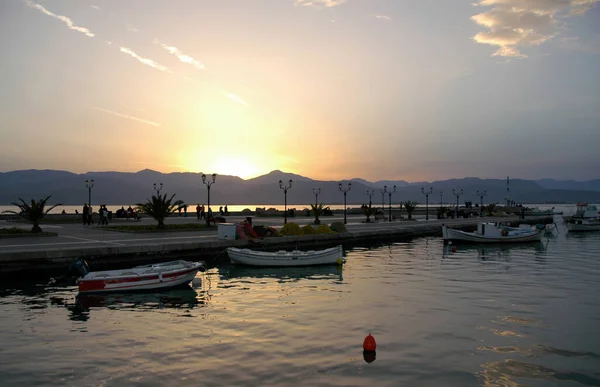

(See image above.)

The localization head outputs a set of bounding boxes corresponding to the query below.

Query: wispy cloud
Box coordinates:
[373,14,392,21]
[154,40,206,70]
[295,0,346,8]
[90,5,100,10]
[220,90,250,107]
[119,47,173,73]
[471,0,600,58]
[24,0,95,37]
[89,106,161,127]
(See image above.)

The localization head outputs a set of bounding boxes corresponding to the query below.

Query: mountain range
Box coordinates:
[1,169,599,206]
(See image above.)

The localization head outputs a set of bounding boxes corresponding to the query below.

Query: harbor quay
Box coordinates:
[0,214,553,277]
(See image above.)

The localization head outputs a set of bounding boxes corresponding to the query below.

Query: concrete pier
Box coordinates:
[0,214,552,277]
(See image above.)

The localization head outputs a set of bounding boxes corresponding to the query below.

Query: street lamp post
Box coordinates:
[153,182,163,195]
[477,189,487,217]
[85,179,94,205]
[381,187,387,215]
[339,182,352,224]
[366,189,374,207]
[421,187,433,221]
[453,188,463,219]
[279,179,293,224]
[386,185,396,222]
[312,188,321,207]
[440,190,444,206]
[202,173,217,226]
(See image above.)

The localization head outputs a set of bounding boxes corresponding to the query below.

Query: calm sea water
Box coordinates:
[1,217,599,386]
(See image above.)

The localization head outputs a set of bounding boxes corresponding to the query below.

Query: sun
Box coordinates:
[211,156,260,179]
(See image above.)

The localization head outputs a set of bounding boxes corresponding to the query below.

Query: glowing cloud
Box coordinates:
[24,0,95,38]
[295,0,346,8]
[89,106,161,127]
[471,0,600,57]
[90,5,100,10]
[119,47,173,73]
[220,90,250,107]
[154,40,206,70]
[373,14,392,20]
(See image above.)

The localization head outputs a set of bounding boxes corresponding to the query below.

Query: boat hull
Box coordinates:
[566,221,600,232]
[227,245,344,267]
[442,225,544,244]
[78,261,204,294]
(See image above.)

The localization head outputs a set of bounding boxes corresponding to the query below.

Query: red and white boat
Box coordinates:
[75,260,205,294]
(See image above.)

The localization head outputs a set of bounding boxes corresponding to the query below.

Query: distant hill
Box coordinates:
[1,170,599,206]
[534,179,600,192]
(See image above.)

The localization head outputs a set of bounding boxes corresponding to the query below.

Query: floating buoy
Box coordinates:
[363,333,376,351]
[451,246,457,253]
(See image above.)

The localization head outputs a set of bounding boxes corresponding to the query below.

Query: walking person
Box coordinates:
[200,205,205,220]
[219,206,224,216]
[82,203,89,226]
[101,205,109,225]
[196,204,201,220]
[87,205,93,225]
[224,204,229,216]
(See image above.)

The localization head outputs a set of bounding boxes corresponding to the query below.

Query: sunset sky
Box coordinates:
[1,0,599,181]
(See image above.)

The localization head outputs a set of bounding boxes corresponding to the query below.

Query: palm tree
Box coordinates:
[361,203,376,223]
[136,193,183,229]
[2,196,60,233]
[311,203,325,225]
[402,200,419,220]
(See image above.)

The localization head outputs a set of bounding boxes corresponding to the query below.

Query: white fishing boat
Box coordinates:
[565,203,600,232]
[74,260,205,294]
[227,245,345,267]
[442,222,545,244]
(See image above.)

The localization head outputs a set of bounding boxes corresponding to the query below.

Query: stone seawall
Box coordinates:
[0,216,552,278]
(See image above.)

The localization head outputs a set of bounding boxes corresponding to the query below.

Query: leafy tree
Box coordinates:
[311,203,326,225]
[2,196,61,233]
[402,200,419,220]
[136,193,183,229]
[361,203,376,223]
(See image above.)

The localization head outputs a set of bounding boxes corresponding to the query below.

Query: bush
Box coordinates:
[329,222,347,233]
[302,224,317,235]
[279,222,303,236]
[316,225,337,234]
[241,208,253,215]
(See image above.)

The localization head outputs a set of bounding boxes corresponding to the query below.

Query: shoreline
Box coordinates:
[0,215,553,278]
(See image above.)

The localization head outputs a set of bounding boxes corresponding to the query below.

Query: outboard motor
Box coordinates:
[69,259,90,278]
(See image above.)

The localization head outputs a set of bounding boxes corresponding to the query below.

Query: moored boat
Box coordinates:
[442,222,545,244]
[227,245,345,267]
[75,260,205,294]
[565,203,600,232]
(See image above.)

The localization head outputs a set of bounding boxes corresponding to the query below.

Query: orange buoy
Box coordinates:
[451,246,457,253]
[363,333,376,351]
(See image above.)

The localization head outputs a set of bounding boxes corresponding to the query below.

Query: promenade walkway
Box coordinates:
[0,214,542,276]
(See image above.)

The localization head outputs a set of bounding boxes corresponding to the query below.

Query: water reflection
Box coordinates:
[442,243,547,261]
[479,359,600,386]
[220,265,344,282]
